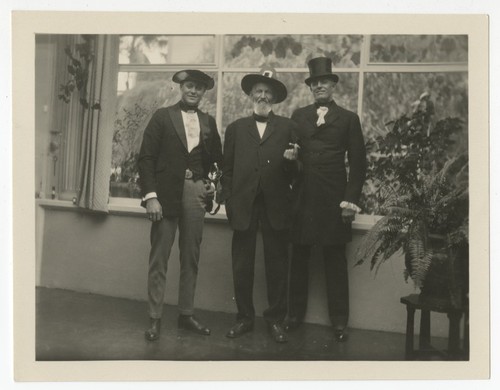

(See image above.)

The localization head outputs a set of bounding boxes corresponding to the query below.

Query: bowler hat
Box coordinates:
[305,57,339,86]
[241,66,287,103]
[172,69,215,90]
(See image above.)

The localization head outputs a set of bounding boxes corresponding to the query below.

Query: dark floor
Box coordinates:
[36,287,449,361]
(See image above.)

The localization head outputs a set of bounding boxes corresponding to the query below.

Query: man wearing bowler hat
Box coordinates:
[138,69,223,341]
[284,57,367,342]
[221,66,299,343]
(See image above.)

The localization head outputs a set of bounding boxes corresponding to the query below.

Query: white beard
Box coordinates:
[253,101,272,117]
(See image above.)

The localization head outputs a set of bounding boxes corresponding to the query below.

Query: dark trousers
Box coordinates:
[288,244,349,329]
[231,193,289,324]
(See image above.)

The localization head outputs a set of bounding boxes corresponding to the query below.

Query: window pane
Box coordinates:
[119,35,216,65]
[370,35,468,63]
[111,71,218,198]
[362,72,468,142]
[224,35,363,68]
[360,72,468,214]
[221,71,358,135]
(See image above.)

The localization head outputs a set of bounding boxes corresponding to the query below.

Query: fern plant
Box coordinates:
[356,106,468,299]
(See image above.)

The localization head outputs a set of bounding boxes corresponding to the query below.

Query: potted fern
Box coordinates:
[356,105,469,309]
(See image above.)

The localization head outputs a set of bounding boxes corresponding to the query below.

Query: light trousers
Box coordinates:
[147,179,207,318]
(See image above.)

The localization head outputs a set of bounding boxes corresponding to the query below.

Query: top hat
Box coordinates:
[241,66,288,103]
[172,69,215,90]
[305,57,339,86]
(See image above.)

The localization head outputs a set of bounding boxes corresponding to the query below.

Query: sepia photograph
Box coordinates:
[9,7,490,383]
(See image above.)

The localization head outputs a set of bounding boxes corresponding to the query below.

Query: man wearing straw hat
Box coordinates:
[284,57,367,342]
[221,66,298,343]
[138,69,223,341]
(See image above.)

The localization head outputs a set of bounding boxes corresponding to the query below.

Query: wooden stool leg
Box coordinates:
[405,306,416,360]
[448,312,463,358]
[419,309,431,349]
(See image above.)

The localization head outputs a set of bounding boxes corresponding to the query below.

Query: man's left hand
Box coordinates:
[341,208,356,224]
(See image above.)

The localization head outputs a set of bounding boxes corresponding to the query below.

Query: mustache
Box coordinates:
[254,97,270,104]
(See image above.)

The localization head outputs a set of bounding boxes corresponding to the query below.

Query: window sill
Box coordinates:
[36,198,379,230]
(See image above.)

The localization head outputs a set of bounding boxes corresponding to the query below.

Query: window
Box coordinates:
[34,34,468,215]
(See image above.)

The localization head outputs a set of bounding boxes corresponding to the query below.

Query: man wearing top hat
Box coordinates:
[138,69,223,341]
[284,57,367,342]
[221,67,299,343]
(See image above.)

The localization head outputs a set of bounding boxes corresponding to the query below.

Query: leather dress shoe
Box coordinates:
[144,318,161,341]
[268,322,288,343]
[226,321,254,338]
[334,328,349,342]
[178,315,211,335]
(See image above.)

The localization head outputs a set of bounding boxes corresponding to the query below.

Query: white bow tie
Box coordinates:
[316,106,328,127]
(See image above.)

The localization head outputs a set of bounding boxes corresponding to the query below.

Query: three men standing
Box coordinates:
[138,70,223,341]
[138,57,366,344]
[222,67,298,343]
[285,57,367,341]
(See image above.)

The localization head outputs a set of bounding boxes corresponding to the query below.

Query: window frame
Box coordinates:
[106,34,468,209]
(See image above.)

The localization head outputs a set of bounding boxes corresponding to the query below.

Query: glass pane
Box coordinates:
[119,35,216,65]
[370,35,468,63]
[362,72,468,141]
[221,71,359,136]
[360,72,468,214]
[224,35,363,68]
[111,71,218,198]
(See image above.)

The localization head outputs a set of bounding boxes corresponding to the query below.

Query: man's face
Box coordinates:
[250,82,275,116]
[310,77,336,103]
[180,80,207,107]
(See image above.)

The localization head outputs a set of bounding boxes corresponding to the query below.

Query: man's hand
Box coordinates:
[283,143,299,161]
[341,208,356,224]
[146,198,163,222]
[204,182,215,201]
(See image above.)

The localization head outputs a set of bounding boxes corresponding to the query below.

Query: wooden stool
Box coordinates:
[400,294,469,360]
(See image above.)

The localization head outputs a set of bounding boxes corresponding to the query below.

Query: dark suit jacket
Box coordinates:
[290,101,367,245]
[137,102,222,217]
[221,112,298,231]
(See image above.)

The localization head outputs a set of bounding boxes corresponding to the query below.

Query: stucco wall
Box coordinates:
[37,203,452,337]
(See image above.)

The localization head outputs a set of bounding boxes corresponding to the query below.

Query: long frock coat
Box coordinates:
[290,101,367,245]
[221,112,298,231]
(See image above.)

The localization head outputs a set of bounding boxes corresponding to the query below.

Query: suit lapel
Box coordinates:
[260,112,276,145]
[323,102,341,127]
[198,110,210,147]
[168,104,188,151]
[246,117,262,144]
[308,102,341,136]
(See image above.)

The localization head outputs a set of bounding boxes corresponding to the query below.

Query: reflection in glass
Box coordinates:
[370,35,468,63]
[110,71,218,198]
[224,35,363,68]
[119,35,216,65]
[221,71,359,134]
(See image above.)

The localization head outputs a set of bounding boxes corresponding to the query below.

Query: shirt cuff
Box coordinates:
[143,192,158,202]
[340,201,361,213]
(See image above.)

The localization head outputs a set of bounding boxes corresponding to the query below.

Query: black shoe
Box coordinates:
[178,315,211,335]
[144,318,161,341]
[268,322,288,343]
[226,321,254,338]
[334,328,349,342]
[282,316,302,332]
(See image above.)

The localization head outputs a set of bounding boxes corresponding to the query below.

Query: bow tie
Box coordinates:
[316,106,329,127]
[179,101,198,113]
[253,113,270,123]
